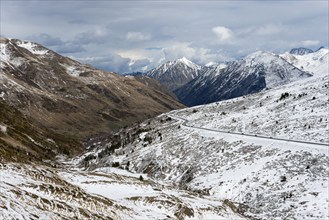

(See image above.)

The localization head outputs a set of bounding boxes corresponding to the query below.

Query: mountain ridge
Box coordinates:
[175,51,312,106]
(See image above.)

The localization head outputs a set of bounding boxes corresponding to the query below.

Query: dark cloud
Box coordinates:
[68,19,89,24]
[27,33,64,46]
[56,43,86,54]
[72,29,110,45]
[145,47,163,51]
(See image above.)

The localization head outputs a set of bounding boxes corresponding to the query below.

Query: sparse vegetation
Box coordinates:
[166,117,172,121]
[83,154,96,162]
[280,176,287,182]
[112,162,120,167]
[139,175,144,181]
[144,136,153,144]
[279,92,289,100]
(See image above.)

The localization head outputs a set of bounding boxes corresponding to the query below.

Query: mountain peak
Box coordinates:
[205,61,219,67]
[243,51,277,64]
[176,57,200,69]
[177,56,192,64]
[315,46,327,52]
[289,47,313,55]
[143,57,201,91]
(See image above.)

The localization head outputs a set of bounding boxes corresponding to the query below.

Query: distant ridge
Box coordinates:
[290,47,313,55]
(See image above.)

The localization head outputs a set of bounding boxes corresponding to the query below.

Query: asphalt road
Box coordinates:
[170,115,329,147]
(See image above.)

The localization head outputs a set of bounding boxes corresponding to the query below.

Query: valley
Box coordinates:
[1,38,328,220]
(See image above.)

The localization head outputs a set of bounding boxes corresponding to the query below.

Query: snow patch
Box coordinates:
[0,124,7,133]
[16,41,48,55]
[62,65,83,77]
[0,43,11,62]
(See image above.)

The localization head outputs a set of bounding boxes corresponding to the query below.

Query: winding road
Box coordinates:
[169,115,329,147]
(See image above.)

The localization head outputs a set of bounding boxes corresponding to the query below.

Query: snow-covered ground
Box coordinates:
[174,75,329,144]
[16,40,49,55]
[81,73,328,219]
[0,162,245,220]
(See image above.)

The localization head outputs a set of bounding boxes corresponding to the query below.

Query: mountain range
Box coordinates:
[133,46,328,106]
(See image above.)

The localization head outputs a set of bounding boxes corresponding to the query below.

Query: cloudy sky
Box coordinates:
[1,0,328,73]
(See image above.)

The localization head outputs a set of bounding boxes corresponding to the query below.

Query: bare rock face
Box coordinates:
[0,38,184,138]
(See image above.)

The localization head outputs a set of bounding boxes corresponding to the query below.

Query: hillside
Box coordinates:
[0,38,184,138]
[0,100,82,162]
[80,74,329,219]
[0,160,248,219]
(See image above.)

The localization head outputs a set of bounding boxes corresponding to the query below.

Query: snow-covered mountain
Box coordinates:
[143,57,201,91]
[175,51,311,106]
[281,47,329,77]
[79,73,329,220]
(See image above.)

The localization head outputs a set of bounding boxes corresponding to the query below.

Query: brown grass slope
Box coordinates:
[0,38,184,139]
[0,100,83,163]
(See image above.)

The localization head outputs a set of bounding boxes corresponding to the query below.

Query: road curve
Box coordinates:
[169,115,329,147]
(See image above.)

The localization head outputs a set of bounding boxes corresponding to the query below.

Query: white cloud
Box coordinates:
[212,26,234,41]
[301,40,320,47]
[254,24,284,36]
[126,32,151,41]
[74,54,130,73]
[162,42,196,61]
[129,59,151,72]
[159,42,234,67]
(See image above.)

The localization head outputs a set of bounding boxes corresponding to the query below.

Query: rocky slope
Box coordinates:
[175,51,311,106]
[0,38,184,138]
